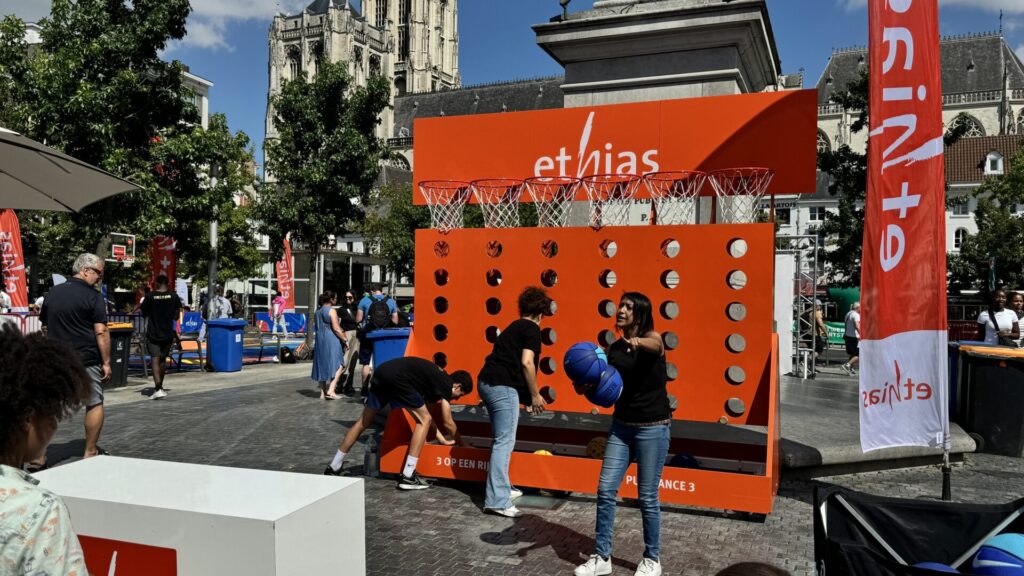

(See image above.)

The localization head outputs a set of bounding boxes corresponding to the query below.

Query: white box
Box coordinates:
[34,456,364,575]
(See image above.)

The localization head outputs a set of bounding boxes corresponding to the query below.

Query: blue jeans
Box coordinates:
[595,420,670,561]
[478,381,520,510]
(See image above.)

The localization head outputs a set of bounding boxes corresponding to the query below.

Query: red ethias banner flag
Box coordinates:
[149,236,177,290]
[276,237,295,311]
[79,535,177,576]
[0,209,29,311]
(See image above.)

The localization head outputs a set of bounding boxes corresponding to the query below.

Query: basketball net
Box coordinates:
[419,180,472,233]
[582,174,639,229]
[707,168,774,224]
[524,176,579,227]
[643,171,707,225]
[472,179,524,228]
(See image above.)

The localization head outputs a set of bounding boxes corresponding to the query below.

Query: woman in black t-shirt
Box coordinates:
[477,286,551,518]
[575,291,671,576]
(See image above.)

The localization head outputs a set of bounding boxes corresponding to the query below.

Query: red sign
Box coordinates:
[149,236,177,289]
[860,0,948,452]
[412,90,818,203]
[0,209,28,311]
[79,535,177,576]
[276,237,295,312]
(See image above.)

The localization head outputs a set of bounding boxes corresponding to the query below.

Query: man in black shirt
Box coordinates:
[324,356,473,490]
[141,275,182,399]
[40,253,110,459]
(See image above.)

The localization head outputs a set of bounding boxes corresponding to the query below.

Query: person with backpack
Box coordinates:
[356,283,398,395]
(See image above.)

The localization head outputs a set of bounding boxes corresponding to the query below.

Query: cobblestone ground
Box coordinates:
[45,367,1024,576]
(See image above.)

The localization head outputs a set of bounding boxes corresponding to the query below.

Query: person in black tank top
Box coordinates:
[575,292,671,576]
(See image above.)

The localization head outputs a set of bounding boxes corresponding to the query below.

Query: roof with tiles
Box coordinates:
[945,134,1023,185]
[816,32,1024,106]
[392,77,565,138]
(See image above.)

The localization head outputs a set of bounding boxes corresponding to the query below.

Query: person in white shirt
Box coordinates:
[842,302,861,375]
[0,287,11,313]
[977,288,1020,346]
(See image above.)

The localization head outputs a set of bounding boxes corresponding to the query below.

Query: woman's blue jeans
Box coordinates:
[478,381,520,510]
[595,420,670,560]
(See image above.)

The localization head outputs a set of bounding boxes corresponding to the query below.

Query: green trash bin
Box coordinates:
[107,325,134,388]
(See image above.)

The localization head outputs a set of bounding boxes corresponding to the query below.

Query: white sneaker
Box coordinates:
[485,506,521,518]
[510,487,523,499]
[634,558,661,576]
[151,389,167,400]
[575,555,612,576]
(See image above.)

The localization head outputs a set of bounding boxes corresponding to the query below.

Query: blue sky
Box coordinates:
[2,0,1023,166]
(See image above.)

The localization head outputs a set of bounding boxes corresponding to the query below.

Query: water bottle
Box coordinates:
[364,432,380,478]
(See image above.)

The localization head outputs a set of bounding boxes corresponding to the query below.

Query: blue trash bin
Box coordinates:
[366,328,411,367]
[206,318,247,372]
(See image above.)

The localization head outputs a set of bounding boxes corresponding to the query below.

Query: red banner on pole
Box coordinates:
[276,237,295,312]
[149,235,177,289]
[0,209,29,312]
[860,0,948,452]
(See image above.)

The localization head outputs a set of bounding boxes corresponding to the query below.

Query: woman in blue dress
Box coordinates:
[312,291,346,400]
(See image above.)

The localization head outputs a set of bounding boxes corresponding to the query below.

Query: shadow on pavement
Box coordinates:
[480,513,638,571]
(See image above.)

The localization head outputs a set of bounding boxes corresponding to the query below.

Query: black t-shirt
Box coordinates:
[39,278,107,367]
[339,304,359,331]
[607,337,672,424]
[141,290,182,342]
[477,319,542,403]
[373,356,452,404]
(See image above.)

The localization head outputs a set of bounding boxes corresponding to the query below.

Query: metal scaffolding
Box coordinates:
[777,235,821,379]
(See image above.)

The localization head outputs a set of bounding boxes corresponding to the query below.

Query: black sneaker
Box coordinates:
[324,465,344,477]
[397,472,430,490]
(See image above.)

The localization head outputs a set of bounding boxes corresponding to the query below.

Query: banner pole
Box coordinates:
[941,434,952,501]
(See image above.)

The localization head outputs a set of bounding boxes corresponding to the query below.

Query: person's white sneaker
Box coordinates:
[510,487,523,499]
[634,557,661,576]
[484,506,522,518]
[574,554,612,576]
[151,389,167,400]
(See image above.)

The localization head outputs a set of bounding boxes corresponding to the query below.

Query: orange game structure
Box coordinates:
[379,91,817,515]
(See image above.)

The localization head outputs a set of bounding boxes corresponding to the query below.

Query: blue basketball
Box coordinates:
[974,534,1024,575]
[564,342,608,386]
[913,562,959,573]
[585,366,623,408]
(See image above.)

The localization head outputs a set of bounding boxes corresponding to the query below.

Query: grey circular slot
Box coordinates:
[540,357,557,375]
[486,298,502,315]
[727,302,747,322]
[541,240,559,258]
[485,326,501,343]
[548,300,558,316]
[433,325,449,342]
[599,300,617,318]
[726,398,746,416]
[433,297,449,314]
[486,269,502,287]
[433,352,448,368]
[541,269,558,287]
[666,362,678,381]
[660,270,680,290]
[660,301,679,320]
[726,366,746,385]
[726,334,746,353]
[598,330,616,347]
[663,331,679,350]
[599,270,617,288]
[727,270,748,290]
[486,241,503,258]
[600,240,618,258]
[667,394,679,411]
[661,239,680,258]
[728,238,748,259]
[591,408,600,415]
[434,269,449,286]
[542,327,557,346]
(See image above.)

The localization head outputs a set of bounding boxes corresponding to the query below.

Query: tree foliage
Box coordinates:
[360,184,429,282]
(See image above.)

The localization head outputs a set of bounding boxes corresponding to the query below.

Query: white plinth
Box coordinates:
[34,457,364,575]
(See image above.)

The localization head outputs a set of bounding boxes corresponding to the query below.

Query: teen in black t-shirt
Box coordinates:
[323,356,474,491]
[140,275,182,399]
[477,286,551,518]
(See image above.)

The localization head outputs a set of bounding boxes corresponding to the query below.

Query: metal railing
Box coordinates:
[942,90,1002,105]
[387,136,414,147]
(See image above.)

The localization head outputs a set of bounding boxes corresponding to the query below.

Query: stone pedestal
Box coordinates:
[534,0,780,108]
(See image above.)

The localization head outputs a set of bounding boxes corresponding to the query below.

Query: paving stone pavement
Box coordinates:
[43,365,1024,576]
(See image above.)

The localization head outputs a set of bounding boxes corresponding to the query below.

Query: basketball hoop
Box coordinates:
[524,176,579,227]
[707,168,775,224]
[643,171,707,225]
[419,180,472,233]
[581,174,640,229]
[472,178,524,228]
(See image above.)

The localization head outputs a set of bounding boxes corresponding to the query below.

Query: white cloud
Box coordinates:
[837,0,866,11]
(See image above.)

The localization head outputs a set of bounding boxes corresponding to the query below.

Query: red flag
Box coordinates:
[276,237,295,312]
[0,209,29,312]
[149,236,177,289]
[860,0,948,451]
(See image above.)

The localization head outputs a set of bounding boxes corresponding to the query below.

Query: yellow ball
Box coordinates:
[586,437,607,459]
[533,449,553,456]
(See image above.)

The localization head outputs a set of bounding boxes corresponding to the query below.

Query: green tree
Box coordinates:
[256,58,391,345]
[360,183,430,285]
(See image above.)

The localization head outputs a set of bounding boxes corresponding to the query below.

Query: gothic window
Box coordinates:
[286,45,301,80]
[954,228,969,250]
[375,0,387,29]
[369,54,381,77]
[387,154,411,170]
[354,46,363,68]
[395,77,406,96]
[949,114,985,138]
[817,130,831,154]
[1017,112,1024,135]
[309,41,323,76]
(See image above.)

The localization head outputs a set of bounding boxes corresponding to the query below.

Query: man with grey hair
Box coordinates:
[40,253,110,459]
[842,301,861,376]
